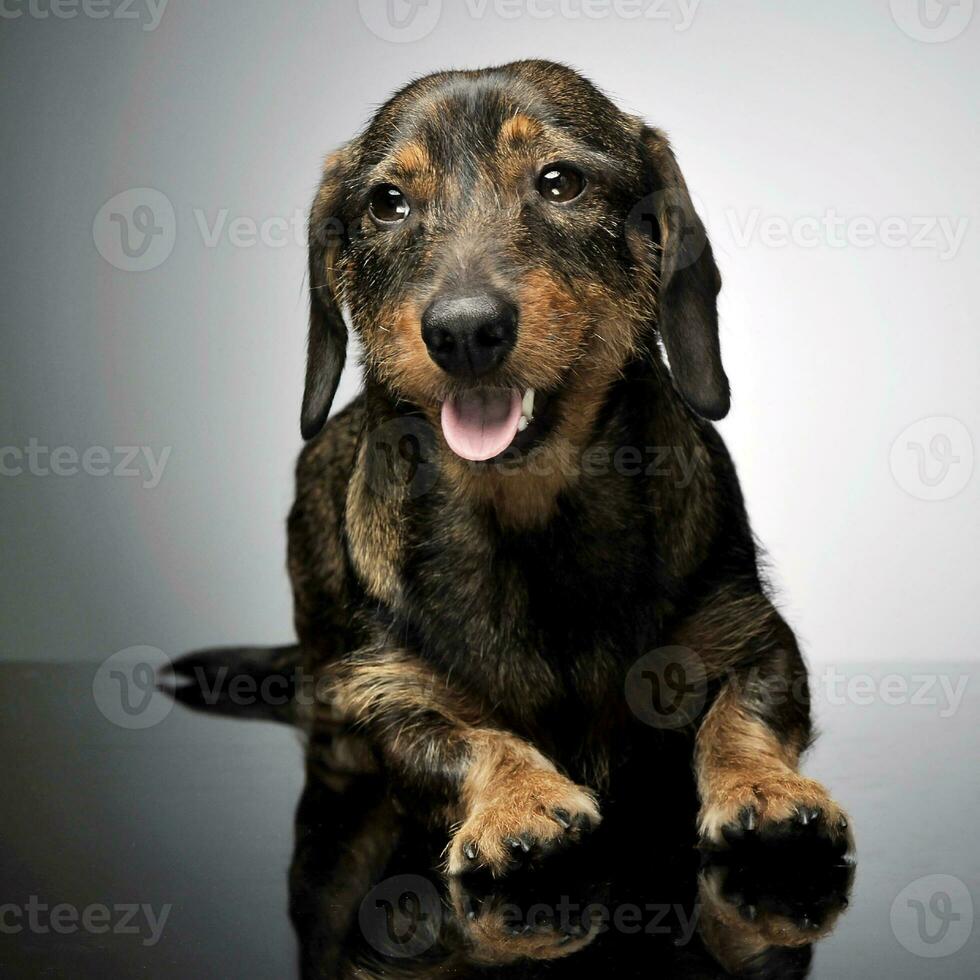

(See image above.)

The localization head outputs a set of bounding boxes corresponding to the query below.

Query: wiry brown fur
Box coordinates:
[695,685,851,849]
[284,60,852,875]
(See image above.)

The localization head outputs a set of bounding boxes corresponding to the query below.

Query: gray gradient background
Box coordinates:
[1,0,978,669]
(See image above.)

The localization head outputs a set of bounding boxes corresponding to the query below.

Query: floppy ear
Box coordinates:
[301,149,352,440]
[636,126,730,421]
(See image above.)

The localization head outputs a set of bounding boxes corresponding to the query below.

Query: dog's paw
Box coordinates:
[697,857,854,974]
[698,772,852,853]
[448,877,600,964]
[447,770,600,877]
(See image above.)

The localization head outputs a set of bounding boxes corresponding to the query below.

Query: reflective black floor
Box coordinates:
[1,659,977,977]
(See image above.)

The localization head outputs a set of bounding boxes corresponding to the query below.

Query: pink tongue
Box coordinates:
[440,388,523,461]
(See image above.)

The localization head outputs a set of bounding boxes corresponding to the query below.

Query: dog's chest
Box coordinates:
[401,486,664,723]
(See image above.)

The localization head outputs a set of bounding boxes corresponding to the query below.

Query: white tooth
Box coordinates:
[517,416,529,432]
[522,388,535,420]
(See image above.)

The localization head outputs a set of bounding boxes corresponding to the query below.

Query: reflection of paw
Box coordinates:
[447,770,600,877]
[698,772,852,853]
[698,857,854,973]
[449,877,600,965]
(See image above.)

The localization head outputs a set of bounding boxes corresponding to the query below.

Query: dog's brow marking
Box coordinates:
[371,143,440,201]
[391,141,431,175]
[498,113,543,146]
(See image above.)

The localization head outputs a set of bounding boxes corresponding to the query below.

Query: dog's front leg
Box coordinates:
[679,593,853,851]
[323,647,600,876]
[695,677,852,850]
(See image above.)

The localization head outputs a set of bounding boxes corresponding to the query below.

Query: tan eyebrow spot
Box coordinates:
[383,141,440,200]
[392,141,431,174]
[498,113,543,147]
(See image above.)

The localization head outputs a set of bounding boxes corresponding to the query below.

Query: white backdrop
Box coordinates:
[1,0,977,664]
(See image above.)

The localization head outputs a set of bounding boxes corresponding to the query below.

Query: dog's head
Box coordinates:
[303,60,728,464]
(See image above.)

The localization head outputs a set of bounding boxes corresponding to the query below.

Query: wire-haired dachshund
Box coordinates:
[199,59,853,876]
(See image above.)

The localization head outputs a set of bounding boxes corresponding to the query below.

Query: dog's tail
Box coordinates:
[162,643,304,725]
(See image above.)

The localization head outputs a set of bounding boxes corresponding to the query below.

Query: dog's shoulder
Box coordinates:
[294,394,365,504]
[288,396,365,645]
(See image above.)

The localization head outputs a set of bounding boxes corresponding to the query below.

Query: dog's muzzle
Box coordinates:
[420,291,537,462]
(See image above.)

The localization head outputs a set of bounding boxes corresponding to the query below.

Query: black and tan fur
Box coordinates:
[255,60,850,875]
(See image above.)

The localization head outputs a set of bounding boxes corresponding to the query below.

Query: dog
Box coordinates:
[218,59,852,877]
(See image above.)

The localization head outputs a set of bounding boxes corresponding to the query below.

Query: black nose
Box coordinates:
[421,293,517,378]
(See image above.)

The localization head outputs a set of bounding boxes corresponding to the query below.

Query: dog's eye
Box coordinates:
[537,164,586,203]
[368,184,411,224]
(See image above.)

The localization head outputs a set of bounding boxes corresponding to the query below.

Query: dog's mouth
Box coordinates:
[440,387,547,462]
